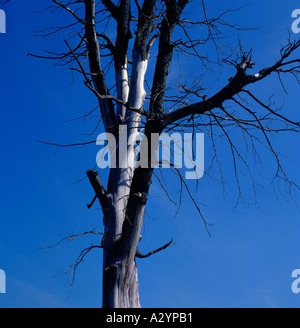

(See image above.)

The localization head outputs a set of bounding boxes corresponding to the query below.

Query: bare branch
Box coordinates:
[37,139,96,148]
[84,0,117,135]
[39,229,104,251]
[163,39,300,127]
[150,0,189,114]
[67,245,103,286]
[86,169,110,214]
[136,239,174,258]
[51,0,85,24]
[101,0,119,19]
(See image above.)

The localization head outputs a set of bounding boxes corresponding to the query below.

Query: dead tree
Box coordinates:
[5,0,299,307]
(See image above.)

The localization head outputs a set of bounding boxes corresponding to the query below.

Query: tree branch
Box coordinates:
[51,0,85,24]
[101,0,119,19]
[86,169,110,213]
[84,0,117,135]
[163,39,300,127]
[150,0,189,114]
[136,239,174,258]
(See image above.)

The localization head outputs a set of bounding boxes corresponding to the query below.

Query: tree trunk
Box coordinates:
[102,248,140,308]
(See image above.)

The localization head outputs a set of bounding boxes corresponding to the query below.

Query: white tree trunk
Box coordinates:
[102,51,149,308]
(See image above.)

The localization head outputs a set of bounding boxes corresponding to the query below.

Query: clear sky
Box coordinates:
[0,0,300,308]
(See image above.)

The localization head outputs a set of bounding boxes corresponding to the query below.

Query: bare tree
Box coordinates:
[4,0,300,307]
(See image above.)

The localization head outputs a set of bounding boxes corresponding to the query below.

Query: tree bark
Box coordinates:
[102,242,140,308]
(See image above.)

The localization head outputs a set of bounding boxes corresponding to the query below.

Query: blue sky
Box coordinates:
[0,0,300,308]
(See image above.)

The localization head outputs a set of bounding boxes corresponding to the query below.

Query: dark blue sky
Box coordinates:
[0,0,300,308]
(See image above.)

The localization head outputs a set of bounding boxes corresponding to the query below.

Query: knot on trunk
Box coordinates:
[147,112,166,123]
[132,192,147,205]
